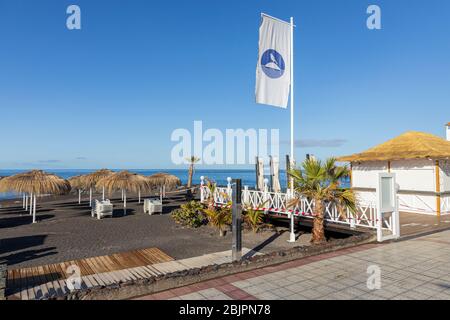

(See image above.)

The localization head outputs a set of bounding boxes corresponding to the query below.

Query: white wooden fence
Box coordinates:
[200,179,393,232]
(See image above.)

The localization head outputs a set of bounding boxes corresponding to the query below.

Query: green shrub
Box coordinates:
[171,201,206,228]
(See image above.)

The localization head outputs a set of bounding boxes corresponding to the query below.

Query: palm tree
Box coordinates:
[243,207,265,233]
[204,205,232,237]
[203,178,218,210]
[186,156,200,188]
[289,157,356,244]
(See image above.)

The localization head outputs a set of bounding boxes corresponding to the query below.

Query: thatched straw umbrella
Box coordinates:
[81,169,114,206]
[68,175,86,204]
[0,170,70,223]
[96,171,152,215]
[0,173,31,210]
[0,175,27,209]
[148,172,181,202]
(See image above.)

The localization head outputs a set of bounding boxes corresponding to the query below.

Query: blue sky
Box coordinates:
[1,0,449,169]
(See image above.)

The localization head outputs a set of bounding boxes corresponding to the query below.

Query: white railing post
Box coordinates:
[392,195,400,238]
[243,186,249,206]
[263,178,269,213]
[377,210,383,242]
[349,207,356,229]
[200,176,205,203]
[286,189,291,211]
[288,213,296,242]
[286,189,296,243]
[227,177,232,199]
[393,213,400,238]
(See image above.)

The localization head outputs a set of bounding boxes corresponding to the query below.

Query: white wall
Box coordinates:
[391,159,435,192]
[352,159,436,192]
[355,190,437,214]
[354,190,377,206]
[442,195,450,214]
[398,193,437,214]
[352,159,441,215]
[352,161,388,189]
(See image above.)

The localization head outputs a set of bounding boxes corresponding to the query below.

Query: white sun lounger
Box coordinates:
[143,199,162,215]
[92,199,114,220]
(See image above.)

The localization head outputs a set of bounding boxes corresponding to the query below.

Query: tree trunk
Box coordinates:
[311,200,326,244]
[219,228,225,237]
[187,164,194,188]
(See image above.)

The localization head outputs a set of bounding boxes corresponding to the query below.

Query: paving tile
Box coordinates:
[151,291,176,299]
[314,285,338,296]
[232,280,254,289]
[321,291,355,300]
[285,280,318,292]
[218,283,239,293]
[198,288,224,298]
[132,229,450,301]
[179,292,206,300]
[170,286,195,296]
[209,294,232,300]
[297,288,326,299]
[271,287,296,297]
[370,288,403,299]
[354,293,385,300]
[338,286,368,298]
[254,292,282,300]
[412,285,444,296]
[285,293,309,300]
[327,281,351,291]
[428,291,450,300]
[241,285,267,295]
[227,289,253,300]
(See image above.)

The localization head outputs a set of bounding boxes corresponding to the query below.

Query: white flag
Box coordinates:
[255,14,291,108]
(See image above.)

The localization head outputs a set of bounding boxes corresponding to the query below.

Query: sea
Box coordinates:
[0,169,350,200]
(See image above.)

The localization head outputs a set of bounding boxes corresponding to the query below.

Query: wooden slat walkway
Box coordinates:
[400,211,450,237]
[6,247,173,300]
[6,248,260,300]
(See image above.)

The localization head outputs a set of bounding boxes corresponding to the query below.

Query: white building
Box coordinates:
[338,124,450,216]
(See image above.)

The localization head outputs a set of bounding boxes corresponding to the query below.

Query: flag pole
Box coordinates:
[289,16,294,185]
[288,16,296,243]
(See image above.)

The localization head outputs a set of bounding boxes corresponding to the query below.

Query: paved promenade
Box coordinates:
[136,230,450,300]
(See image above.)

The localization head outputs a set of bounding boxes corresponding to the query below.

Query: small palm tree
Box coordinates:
[289,157,356,244]
[243,207,265,233]
[186,156,200,188]
[203,177,217,210]
[204,204,232,237]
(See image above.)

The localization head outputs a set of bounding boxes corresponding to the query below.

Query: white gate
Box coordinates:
[376,173,400,242]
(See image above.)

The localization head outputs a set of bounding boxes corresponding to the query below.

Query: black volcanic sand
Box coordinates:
[0,190,314,268]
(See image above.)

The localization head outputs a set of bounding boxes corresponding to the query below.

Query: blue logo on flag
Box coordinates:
[261,49,285,79]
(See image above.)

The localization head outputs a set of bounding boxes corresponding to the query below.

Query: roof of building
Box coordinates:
[337,131,450,162]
